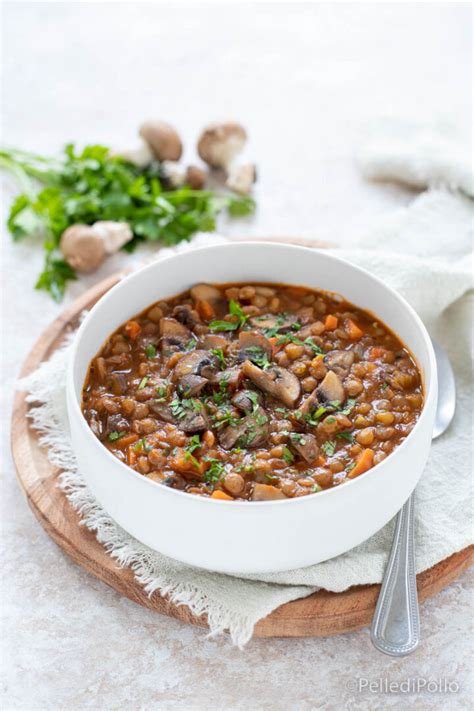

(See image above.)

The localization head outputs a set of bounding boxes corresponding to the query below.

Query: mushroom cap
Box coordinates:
[225,163,256,194]
[317,370,345,404]
[324,350,355,379]
[92,221,133,254]
[242,360,301,408]
[185,165,207,189]
[197,122,247,169]
[173,350,219,380]
[139,120,183,161]
[109,138,154,167]
[238,330,272,361]
[60,224,106,273]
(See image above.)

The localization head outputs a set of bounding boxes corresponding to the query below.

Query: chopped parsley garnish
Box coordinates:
[265,473,279,483]
[336,432,355,443]
[275,407,290,415]
[210,348,226,369]
[185,435,201,454]
[209,299,248,332]
[155,382,168,401]
[133,437,152,452]
[311,483,322,493]
[321,440,336,457]
[282,446,295,464]
[212,378,229,405]
[325,415,336,424]
[259,313,299,338]
[212,408,239,429]
[340,398,356,415]
[171,397,202,419]
[108,431,126,442]
[185,338,197,351]
[246,391,260,413]
[244,346,271,369]
[345,461,356,473]
[276,334,323,354]
[184,451,201,470]
[145,344,156,358]
[137,376,149,390]
[289,432,306,445]
[203,458,225,483]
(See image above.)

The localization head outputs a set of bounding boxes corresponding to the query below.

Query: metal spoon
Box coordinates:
[370,339,456,656]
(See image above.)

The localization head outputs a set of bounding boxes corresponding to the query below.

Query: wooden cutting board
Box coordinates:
[11,237,473,638]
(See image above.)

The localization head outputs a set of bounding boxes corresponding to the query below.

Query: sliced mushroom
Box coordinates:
[238,331,272,362]
[232,389,262,413]
[252,483,287,501]
[177,374,208,397]
[159,317,192,353]
[218,406,269,450]
[212,366,242,390]
[180,408,209,434]
[317,370,345,404]
[197,122,247,169]
[295,389,319,420]
[324,350,355,379]
[148,401,175,423]
[249,313,298,333]
[172,304,202,329]
[200,334,228,350]
[173,350,218,381]
[242,361,301,408]
[104,413,129,438]
[290,432,319,464]
[225,163,256,194]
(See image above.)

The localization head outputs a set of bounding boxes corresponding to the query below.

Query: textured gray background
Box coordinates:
[1,2,472,709]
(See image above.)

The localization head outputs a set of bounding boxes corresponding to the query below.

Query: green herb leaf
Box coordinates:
[203,458,225,483]
[210,348,226,369]
[282,446,295,464]
[336,431,355,443]
[108,431,126,442]
[321,440,336,457]
[145,344,156,358]
[138,376,148,390]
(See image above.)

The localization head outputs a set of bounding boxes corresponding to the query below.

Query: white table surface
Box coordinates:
[1,3,472,709]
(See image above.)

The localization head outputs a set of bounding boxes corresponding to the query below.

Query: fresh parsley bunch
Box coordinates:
[0,144,255,301]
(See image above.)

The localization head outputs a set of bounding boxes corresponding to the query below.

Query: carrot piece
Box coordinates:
[367,346,385,361]
[345,319,364,340]
[124,320,141,340]
[317,455,326,467]
[114,433,139,449]
[170,448,207,476]
[269,336,284,355]
[324,314,338,331]
[127,445,138,466]
[211,490,233,501]
[197,300,215,320]
[347,449,374,479]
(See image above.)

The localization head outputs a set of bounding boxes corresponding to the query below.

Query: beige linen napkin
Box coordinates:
[19,131,473,646]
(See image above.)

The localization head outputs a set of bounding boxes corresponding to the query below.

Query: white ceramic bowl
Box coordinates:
[67,243,437,574]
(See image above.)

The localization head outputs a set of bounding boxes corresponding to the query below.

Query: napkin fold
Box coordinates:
[19,121,473,647]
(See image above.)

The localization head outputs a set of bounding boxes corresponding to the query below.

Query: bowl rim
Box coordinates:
[67,241,437,508]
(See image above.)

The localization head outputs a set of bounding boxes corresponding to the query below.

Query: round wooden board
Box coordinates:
[11,237,473,639]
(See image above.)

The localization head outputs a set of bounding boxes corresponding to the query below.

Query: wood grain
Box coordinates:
[10,238,473,638]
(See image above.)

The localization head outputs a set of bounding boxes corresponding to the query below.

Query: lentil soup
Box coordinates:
[81,283,423,501]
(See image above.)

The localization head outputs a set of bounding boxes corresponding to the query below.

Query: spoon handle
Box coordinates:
[371,493,420,656]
